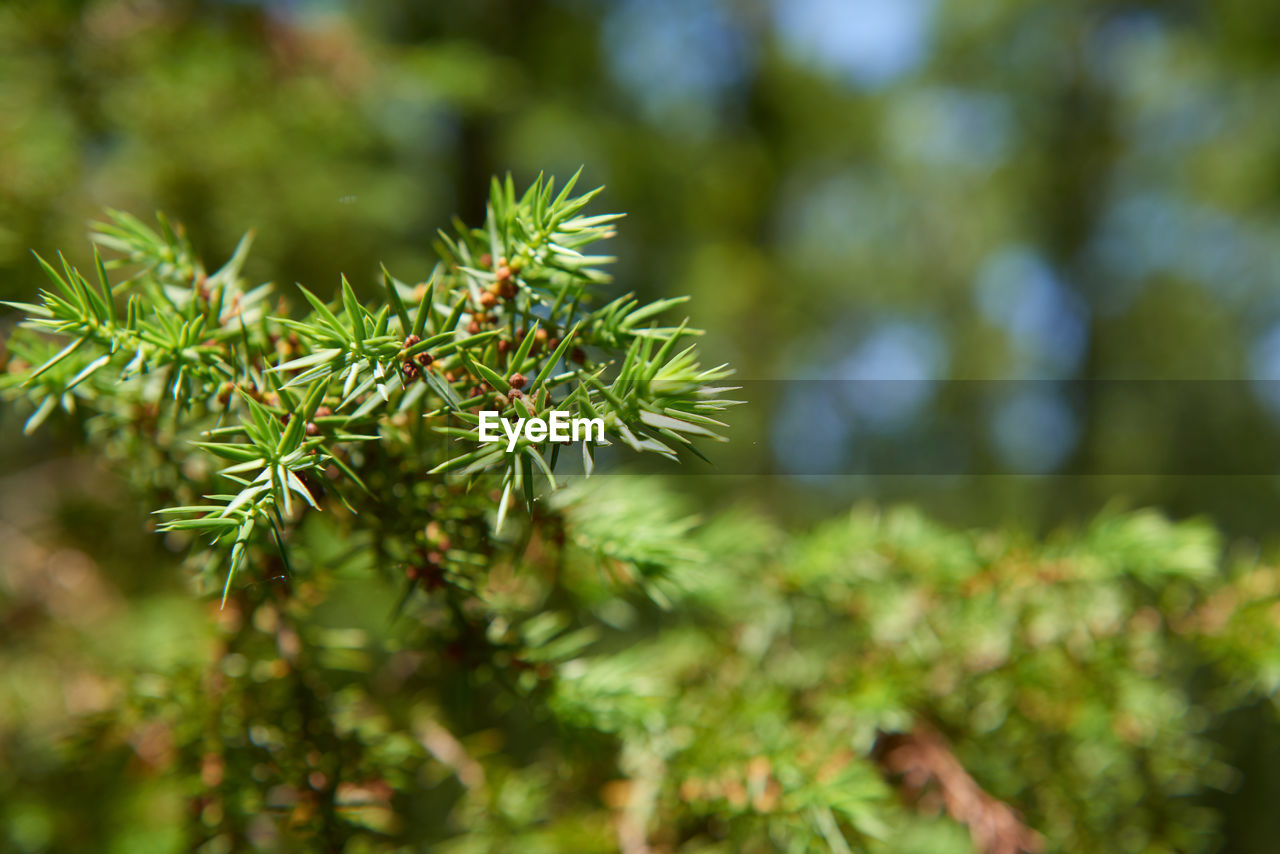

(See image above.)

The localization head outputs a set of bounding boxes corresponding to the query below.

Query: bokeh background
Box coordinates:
[6,0,1280,850]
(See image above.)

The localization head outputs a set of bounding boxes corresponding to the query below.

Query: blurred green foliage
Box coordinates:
[6,0,1280,851]
[9,464,1280,851]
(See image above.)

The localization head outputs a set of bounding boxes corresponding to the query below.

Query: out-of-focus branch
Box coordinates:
[873,723,1042,854]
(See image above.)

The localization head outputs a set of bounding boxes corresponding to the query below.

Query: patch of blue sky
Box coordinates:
[772,0,938,90]
[988,386,1078,474]
[975,246,1089,378]
[1088,191,1280,313]
[771,317,948,473]
[771,383,854,475]
[835,318,948,431]
[601,0,751,132]
[1249,325,1280,419]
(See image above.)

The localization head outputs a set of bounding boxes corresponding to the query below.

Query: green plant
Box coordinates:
[3,172,735,605]
[6,176,1280,854]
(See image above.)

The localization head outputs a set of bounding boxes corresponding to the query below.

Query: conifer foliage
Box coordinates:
[4,178,1279,853]
[4,173,735,604]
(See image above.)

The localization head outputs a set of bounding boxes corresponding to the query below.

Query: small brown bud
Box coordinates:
[466,321,481,335]
[305,421,319,436]
[508,373,527,389]
[479,253,493,269]
[571,347,587,364]
[478,291,497,309]
[401,360,420,381]
[403,334,421,349]
[416,351,433,368]
[497,339,511,355]
[508,388,524,402]
[315,406,332,418]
